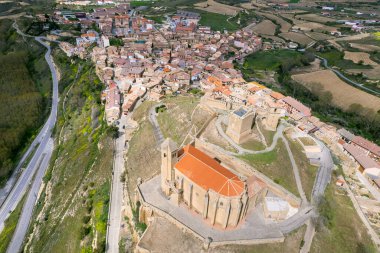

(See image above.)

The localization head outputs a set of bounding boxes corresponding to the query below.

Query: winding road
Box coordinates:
[317,55,380,96]
[0,22,59,253]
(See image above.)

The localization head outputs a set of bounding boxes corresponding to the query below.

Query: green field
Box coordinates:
[239,139,299,197]
[316,48,373,70]
[239,49,315,80]
[191,9,240,31]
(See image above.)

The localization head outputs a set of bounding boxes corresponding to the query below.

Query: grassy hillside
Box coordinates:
[24,48,114,253]
[239,139,299,197]
[311,180,376,253]
[0,19,51,186]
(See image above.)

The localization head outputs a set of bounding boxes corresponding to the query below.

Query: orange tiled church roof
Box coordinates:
[175,145,245,197]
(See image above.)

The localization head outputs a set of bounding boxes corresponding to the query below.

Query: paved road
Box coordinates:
[106,115,127,253]
[106,95,145,253]
[300,219,315,253]
[215,115,285,155]
[281,136,308,205]
[0,23,58,252]
[7,139,54,253]
[0,25,56,207]
[317,55,380,96]
[311,144,333,203]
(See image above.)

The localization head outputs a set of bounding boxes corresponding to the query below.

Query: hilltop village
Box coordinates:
[46,2,380,251]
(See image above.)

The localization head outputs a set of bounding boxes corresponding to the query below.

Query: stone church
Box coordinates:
[160,139,267,229]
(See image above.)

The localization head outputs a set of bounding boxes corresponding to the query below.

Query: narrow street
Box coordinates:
[106,115,127,253]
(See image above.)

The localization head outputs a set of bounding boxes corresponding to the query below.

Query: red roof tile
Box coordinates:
[175,145,245,197]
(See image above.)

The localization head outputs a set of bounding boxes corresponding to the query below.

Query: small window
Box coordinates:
[163,153,167,157]
[219,202,223,207]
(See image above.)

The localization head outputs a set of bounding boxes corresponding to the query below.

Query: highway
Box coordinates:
[0,23,58,252]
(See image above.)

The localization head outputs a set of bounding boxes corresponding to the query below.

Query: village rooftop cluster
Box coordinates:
[49,1,380,239]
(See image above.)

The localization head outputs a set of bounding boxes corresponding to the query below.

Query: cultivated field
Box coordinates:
[306,31,335,41]
[293,22,336,32]
[346,67,380,80]
[349,43,380,52]
[344,51,378,66]
[256,12,292,33]
[261,35,286,43]
[292,69,380,111]
[250,19,276,35]
[194,0,242,15]
[279,32,314,46]
[295,13,335,23]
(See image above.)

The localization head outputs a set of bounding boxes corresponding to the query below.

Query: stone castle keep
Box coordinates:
[226,107,256,144]
[160,139,267,229]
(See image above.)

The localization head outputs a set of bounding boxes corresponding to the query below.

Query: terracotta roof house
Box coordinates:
[351,136,380,158]
[282,96,311,118]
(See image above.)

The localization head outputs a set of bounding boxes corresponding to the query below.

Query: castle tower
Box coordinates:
[262,107,284,131]
[160,138,178,196]
[226,107,255,144]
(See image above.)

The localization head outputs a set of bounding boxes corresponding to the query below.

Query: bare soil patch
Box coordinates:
[257,12,292,33]
[194,0,242,15]
[293,22,336,32]
[346,67,380,80]
[292,69,380,111]
[306,31,335,41]
[261,35,286,43]
[291,58,321,75]
[295,13,335,23]
[279,32,314,46]
[251,19,276,35]
[349,43,380,52]
[344,51,378,66]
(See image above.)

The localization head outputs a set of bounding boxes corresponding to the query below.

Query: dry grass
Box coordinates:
[194,0,242,15]
[346,66,380,80]
[295,13,335,23]
[298,137,316,146]
[292,69,380,111]
[251,19,277,35]
[293,22,336,33]
[279,32,314,46]
[261,35,286,43]
[201,118,237,153]
[306,31,335,41]
[210,225,306,253]
[349,43,380,52]
[343,51,378,66]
